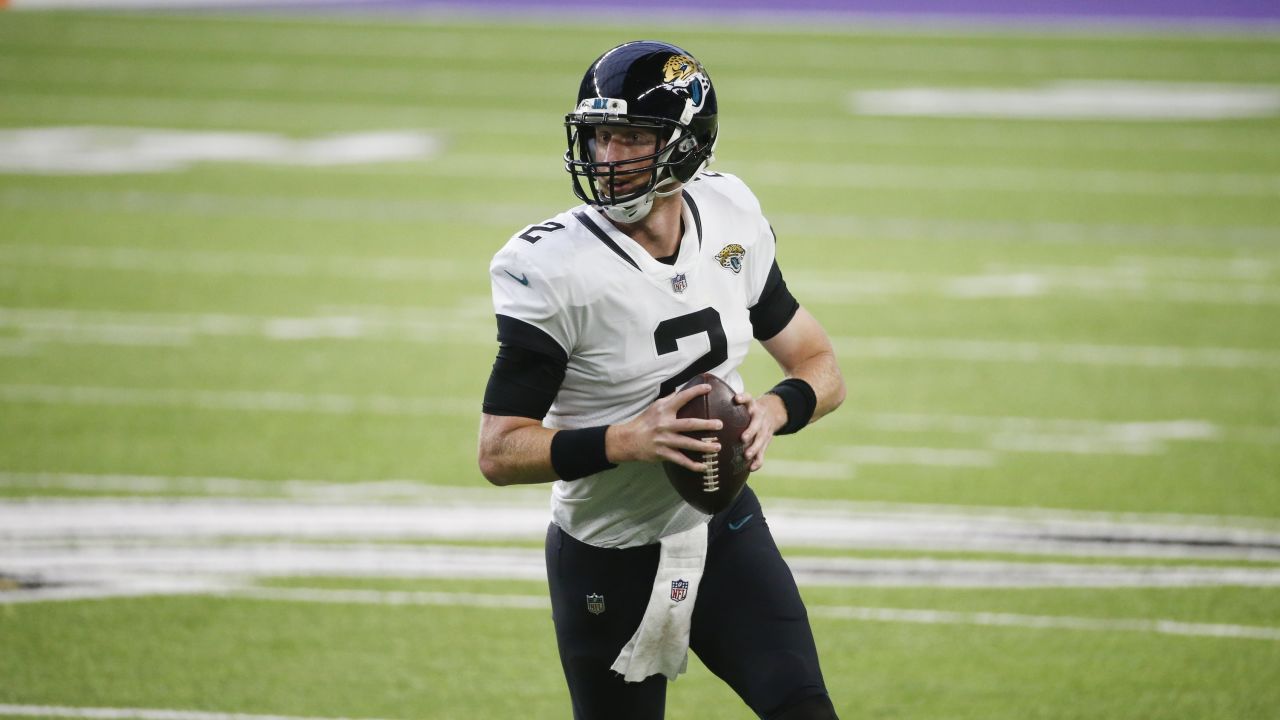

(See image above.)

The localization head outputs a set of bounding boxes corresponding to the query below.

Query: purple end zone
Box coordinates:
[256,0,1280,26]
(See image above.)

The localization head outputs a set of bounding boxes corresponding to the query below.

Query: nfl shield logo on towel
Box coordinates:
[670,579,689,602]
[586,593,606,615]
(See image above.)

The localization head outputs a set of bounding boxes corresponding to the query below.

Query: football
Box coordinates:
[662,373,752,514]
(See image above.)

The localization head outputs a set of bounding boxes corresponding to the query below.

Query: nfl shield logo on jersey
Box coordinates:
[670,579,689,603]
[670,273,687,294]
[586,593,606,615]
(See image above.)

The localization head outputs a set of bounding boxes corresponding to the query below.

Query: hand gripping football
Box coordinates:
[662,373,752,514]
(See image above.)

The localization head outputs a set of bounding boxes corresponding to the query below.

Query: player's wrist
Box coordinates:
[765,377,816,435]
[603,423,630,464]
[551,426,618,480]
[762,392,789,435]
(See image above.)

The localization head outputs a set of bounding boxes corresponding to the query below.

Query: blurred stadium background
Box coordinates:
[2,1,1279,718]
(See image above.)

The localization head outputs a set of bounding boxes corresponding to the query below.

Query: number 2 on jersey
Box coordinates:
[654,307,727,397]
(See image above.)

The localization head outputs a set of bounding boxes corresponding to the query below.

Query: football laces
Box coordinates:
[700,436,720,492]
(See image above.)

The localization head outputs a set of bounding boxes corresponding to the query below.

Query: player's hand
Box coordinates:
[608,383,722,472]
[736,391,787,472]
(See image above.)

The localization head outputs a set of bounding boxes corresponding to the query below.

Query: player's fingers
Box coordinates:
[669,383,713,409]
[667,434,720,454]
[744,420,772,461]
[739,398,759,447]
[658,447,706,473]
[672,417,721,433]
[747,429,772,468]
[733,392,753,406]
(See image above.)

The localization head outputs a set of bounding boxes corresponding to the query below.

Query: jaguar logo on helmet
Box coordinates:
[715,244,746,274]
[660,54,709,110]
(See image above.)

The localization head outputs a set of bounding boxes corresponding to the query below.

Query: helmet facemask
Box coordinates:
[565,100,716,224]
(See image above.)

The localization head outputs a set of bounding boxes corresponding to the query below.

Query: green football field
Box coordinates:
[2,11,1280,720]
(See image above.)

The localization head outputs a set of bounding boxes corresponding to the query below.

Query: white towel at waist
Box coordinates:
[610,522,710,683]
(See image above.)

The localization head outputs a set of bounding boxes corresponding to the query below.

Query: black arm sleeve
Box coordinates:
[749,259,800,341]
[482,315,569,419]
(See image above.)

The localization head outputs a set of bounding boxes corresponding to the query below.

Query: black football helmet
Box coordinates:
[565,41,719,223]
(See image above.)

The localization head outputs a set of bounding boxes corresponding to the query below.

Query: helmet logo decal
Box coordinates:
[663,55,697,82]
[715,244,745,274]
[661,54,709,110]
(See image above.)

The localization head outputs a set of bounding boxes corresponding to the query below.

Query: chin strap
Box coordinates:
[603,193,655,223]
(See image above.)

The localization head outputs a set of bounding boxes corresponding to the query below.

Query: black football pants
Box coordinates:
[545,486,834,719]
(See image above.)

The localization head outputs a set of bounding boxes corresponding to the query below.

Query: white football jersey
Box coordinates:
[489,172,781,548]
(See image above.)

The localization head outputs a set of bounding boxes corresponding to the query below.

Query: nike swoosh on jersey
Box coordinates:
[503,269,530,286]
[728,514,754,531]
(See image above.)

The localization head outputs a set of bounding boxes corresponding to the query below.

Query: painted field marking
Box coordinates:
[0,127,443,175]
[809,606,1280,642]
[0,306,492,347]
[0,705,397,720]
[7,244,1280,287]
[742,158,1280,197]
[238,588,1280,642]
[0,187,545,225]
[832,419,1217,458]
[831,336,1280,369]
[7,471,1279,530]
[4,305,1279,369]
[4,575,1280,642]
[235,586,549,609]
[6,138,1280,196]
[0,244,471,282]
[0,471,552,505]
[851,81,1280,121]
[7,86,1280,156]
[829,445,997,467]
[5,498,1280,562]
[0,384,479,417]
[7,243,1280,307]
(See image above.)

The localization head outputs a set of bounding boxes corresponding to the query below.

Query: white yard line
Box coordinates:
[8,244,1280,307]
[0,187,545,224]
[0,307,491,347]
[0,384,478,417]
[2,383,1273,453]
[235,588,1280,642]
[4,580,1278,642]
[3,305,1279,368]
[829,445,998,467]
[809,606,1280,642]
[0,471,550,504]
[831,336,1280,369]
[6,471,1278,529]
[6,543,1280,590]
[744,159,1280,197]
[234,586,550,609]
[0,705,397,720]
[0,244,470,282]
[850,82,1280,121]
[4,498,1279,562]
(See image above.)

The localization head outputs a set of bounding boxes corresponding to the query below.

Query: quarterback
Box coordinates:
[478,41,845,720]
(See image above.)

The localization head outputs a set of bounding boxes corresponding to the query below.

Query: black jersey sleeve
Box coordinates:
[749,259,800,341]
[482,314,569,419]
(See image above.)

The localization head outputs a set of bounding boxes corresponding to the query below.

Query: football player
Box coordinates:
[478,41,846,720]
